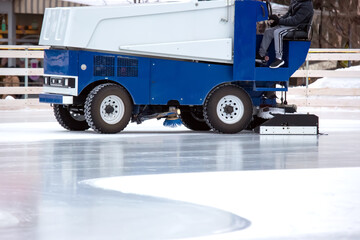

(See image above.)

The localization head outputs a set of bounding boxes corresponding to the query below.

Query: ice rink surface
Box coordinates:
[0,108,360,240]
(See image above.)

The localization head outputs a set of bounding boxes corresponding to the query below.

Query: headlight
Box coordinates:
[44,76,75,88]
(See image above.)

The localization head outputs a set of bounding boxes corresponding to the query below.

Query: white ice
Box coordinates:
[1,63,360,239]
[83,167,360,240]
[1,107,359,239]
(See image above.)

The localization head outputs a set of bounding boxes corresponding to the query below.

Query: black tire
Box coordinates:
[53,104,90,131]
[204,84,253,134]
[246,115,268,130]
[180,107,211,131]
[85,83,132,133]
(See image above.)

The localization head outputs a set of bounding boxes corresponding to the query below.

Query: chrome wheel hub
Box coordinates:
[100,95,124,124]
[216,95,244,124]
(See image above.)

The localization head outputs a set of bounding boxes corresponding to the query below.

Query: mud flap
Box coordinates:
[255,114,319,135]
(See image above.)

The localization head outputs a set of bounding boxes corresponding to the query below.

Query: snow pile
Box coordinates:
[309,65,360,88]
[287,65,360,109]
[4,95,15,100]
[0,211,19,228]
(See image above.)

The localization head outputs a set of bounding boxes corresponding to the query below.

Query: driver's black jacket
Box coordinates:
[278,0,314,30]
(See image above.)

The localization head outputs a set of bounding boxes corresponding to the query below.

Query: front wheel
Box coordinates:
[204,84,253,134]
[53,104,90,131]
[85,83,132,133]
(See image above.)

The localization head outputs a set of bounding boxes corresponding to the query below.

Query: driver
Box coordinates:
[256,0,314,68]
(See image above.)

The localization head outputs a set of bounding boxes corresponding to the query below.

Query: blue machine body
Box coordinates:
[40,0,311,108]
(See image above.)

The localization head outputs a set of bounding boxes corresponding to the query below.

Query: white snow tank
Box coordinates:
[39,0,235,63]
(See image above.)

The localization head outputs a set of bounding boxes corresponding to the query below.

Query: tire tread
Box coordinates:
[203,84,252,134]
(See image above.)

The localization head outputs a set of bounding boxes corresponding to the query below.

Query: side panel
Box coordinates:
[44,50,238,106]
[77,51,151,104]
[149,59,233,105]
[233,0,267,81]
[255,41,311,82]
[44,49,78,76]
[39,1,234,63]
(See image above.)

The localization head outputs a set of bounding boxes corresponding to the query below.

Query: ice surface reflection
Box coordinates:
[1,108,360,240]
[36,134,322,179]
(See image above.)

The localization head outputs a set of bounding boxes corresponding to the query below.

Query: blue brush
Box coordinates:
[163,117,182,128]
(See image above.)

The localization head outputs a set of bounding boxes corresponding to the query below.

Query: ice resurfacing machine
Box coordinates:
[39,0,319,134]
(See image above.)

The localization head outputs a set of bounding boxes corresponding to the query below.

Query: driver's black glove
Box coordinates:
[269,14,279,27]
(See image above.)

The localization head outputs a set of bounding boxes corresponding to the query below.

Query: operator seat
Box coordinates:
[283,17,313,41]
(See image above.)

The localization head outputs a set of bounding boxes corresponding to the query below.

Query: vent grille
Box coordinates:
[94,56,115,77]
[117,57,138,77]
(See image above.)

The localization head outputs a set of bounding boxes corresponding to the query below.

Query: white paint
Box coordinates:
[0,68,44,76]
[260,126,318,135]
[62,96,74,104]
[120,38,233,63]
[39,0,235,62]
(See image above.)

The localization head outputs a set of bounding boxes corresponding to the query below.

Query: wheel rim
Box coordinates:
[70,111,85,121]
[216,95,244,124]
[100,95,125,124]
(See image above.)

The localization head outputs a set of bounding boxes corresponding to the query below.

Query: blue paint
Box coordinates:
[150,59,232,105]
[234,0,310,84]
[39,93,65,104]
[77,51,151,104]
[44,50,233,105]
[41,0,311,109]
[254,40,310,82]
[233,0,268,81]
[44,50,78,76]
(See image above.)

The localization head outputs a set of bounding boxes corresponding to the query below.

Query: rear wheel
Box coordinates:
[204,84,253,133]
[53,104,89,131]
[85,83,132,133]
[180,106,210,131]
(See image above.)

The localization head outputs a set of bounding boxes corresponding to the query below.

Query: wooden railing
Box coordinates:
[286,88,360,108]
[288,49,360,109]
[0,45,48,91]
[0,47,359,110]
[292,48,360,79]
[0,45,48,109]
